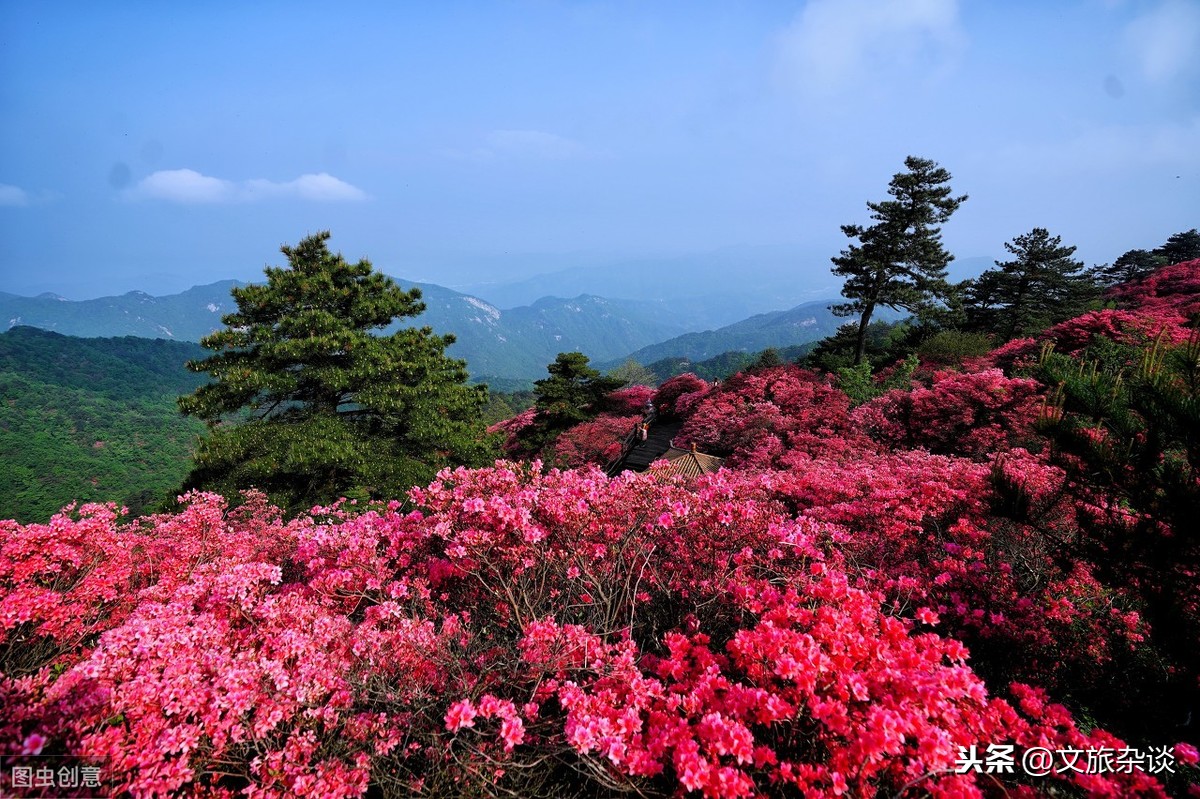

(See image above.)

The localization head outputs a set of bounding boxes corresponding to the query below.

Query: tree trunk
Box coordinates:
[854,303,876,365]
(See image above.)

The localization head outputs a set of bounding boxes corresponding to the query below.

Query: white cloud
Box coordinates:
[775,0,964,96]
[243,173,369,201]
[1124,0,1200,83]
[0,183,30,206]
[127,169,367,203]
[135,169,233,203]
[442,129,592,162]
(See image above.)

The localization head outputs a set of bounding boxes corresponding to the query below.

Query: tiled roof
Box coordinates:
[650,445,725,478]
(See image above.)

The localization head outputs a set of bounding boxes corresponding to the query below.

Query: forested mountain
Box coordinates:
[604,299,897,367]
[2,280,690,381]
[387,280,688,381]
[0,327,207,522]
[0,282,243,340]
[641,342,818,383]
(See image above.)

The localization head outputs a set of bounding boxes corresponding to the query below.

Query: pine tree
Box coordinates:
[178,232,492,512]
[963,227,1096,341]
[518,352,624,454]
[832,156,967,364]
[1090,248,1164,287]
[1153,228,1200,266]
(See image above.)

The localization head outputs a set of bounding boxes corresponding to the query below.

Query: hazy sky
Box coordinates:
[1,1,1198,299]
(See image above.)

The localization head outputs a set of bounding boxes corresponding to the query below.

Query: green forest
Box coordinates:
[0,327,208,522]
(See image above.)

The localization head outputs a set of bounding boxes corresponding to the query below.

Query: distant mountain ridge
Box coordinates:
[1,280,691,381]
[386,280,688,380]
[1,282,244,341]
[462,245,839,329]
[600,299,897,369]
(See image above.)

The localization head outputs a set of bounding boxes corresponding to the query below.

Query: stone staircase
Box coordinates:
[609,420,683,474]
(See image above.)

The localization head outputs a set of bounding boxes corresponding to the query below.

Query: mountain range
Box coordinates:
[461,245,839,329]
[599,300,857,368]
[1,278,854,382]
[1,283,244,341]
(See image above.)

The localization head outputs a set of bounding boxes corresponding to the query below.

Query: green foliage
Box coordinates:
[479,390,537,427]
[178,232,493,512]
[1090,248,1164,288]
[0,327,208,522]
[916,329,993,367]
[748,347,783,371]
[1033,333,1200,725]
[963,227,1098,341]
[1153,227,1200,266]
[804,320,913,373]
[517,352,624,453]
[831,156,967,364]
[835,353,919,406]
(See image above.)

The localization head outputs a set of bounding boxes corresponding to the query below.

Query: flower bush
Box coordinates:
[2,463,1184,797]
[550,413,642,468]
[651,373,710,419]
[676,365,870,467]
[4,263,1199,797]
[852,369,1043,458]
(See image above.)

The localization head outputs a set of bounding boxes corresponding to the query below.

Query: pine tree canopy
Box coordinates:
[831,156,966,364]
[964,227,1096,341]
[517,352,625,453]
[1091,248,1164,287]
[178,231,492,512]
[1154,228,1200,266]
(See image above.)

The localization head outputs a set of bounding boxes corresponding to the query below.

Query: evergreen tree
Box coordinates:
[1090,248,1164,287]
[963,227,1095,341]
[1154,228,1200,266]
[178,232,491,512]
[832,156,967,364]
[518,352,623,453]
[748,347,783,371]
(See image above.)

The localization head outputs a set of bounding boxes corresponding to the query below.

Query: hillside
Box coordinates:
[641,342,818,383]
[0,327,208,522]
[604,299,900,367]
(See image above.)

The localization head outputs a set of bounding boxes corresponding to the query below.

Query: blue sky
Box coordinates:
[1,0,1197,300]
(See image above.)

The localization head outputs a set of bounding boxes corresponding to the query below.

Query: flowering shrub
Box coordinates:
[651,372,710,419]
[1040,308,1195,353]
[853,369,1042,458]
[4,465,1180,797]
[677,365,870,467]
[0,492,290,679]
[968,261,1200,372]
[5,264,1200,797]
[601,384,655,416]
[1107,258,1200,316]
[487,406,538,458]
[549,413,642,468]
